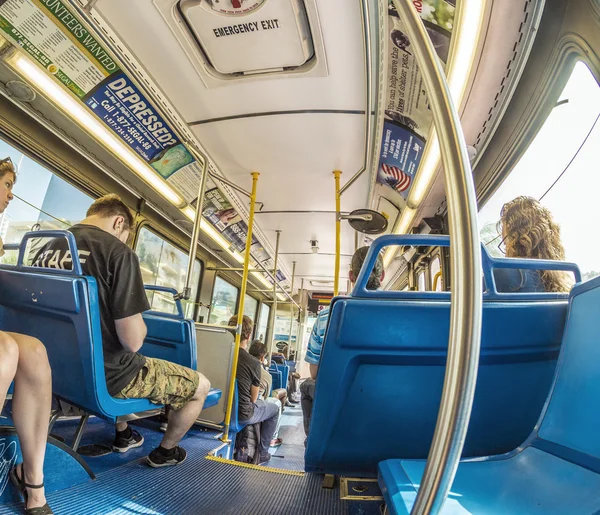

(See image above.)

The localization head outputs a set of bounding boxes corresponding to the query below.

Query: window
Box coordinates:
[0,141,93,264]
[430,256,442,292]
[417,270,426,292]
[479,62,600,281]
[256,303,270,341]
[209,276,239,325]
[136,227,202,317]
[243,294,259,324]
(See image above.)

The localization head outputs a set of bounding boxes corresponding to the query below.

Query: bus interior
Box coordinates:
[0,0,598,513]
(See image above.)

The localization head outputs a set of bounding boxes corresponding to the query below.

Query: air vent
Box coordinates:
[179,0,314,75]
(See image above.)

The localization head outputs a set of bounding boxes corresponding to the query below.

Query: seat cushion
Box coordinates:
[379,448,600,515]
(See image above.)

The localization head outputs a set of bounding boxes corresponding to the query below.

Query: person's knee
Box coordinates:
[192,372,210,400]
[16,336,51,383]
[0,332,18,376]
[300,378,315,399]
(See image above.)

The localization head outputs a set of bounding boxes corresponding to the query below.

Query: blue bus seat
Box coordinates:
[277,363,290,390]
[269,362,283,390]
[305,235,581,476]
[379,275,600,515]
[0,232,221,425]
[218,381,248,459]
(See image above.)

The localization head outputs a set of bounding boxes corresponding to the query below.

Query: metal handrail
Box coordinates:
[339,0,374,195]
[180,158,208,300]
[390,1,482,514]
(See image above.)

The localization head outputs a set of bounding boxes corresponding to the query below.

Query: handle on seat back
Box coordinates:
[143,285,184,319]
[17,230,82,275]
[352,234,581,298]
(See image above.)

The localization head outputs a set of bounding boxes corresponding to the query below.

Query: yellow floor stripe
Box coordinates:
[205,454,305,477]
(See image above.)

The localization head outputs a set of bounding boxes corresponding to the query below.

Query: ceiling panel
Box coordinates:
[95,0,366,121]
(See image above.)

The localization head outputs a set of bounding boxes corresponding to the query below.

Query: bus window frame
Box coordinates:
[132,221,204,320]
[208,274,241,326]
[243,292,260,338]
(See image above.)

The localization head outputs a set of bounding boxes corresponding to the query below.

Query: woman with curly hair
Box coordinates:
[494,196,572,293]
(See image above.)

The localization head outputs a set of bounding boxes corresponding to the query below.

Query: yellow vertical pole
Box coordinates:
[221,171,259,443]
[287,261,296,353]
[333,170,342,296]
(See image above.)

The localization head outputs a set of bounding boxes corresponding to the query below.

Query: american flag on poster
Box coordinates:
[377,121,425,199]
[381,163,411,192]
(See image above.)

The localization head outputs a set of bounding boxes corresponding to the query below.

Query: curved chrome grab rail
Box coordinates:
[389,1,483,514]
[340,0,374,195]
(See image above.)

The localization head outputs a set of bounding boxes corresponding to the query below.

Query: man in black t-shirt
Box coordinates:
[228,315,279,465]
[34,194,211,468]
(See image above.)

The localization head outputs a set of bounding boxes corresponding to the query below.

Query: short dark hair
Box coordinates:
[86,194,133,231]
[351,246,384,290]
[228,314,253,341]
[249,340,267,359]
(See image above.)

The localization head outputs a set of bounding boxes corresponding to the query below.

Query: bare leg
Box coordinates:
[160,373,210,449]
[10,333,51,510]
[0,332,19,408]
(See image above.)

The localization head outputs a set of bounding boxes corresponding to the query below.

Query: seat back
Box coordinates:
[0,269,124,420]
[305,234,581,476]
[277,363,290,390]
[537,276,600,462]
[269,362,282,390]
[195,324,236,425]
[142,286,197,370]
[0,231,192,422]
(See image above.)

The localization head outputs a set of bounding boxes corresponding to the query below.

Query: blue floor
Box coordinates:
[0,402,384,514]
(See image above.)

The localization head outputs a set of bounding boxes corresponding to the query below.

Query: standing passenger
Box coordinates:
[0,157,53,514]
[301,246,384,444]
[228,315,279,464]
[33,194,211,468]
[495,196,572,293]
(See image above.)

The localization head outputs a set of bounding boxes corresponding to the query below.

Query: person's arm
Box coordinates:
[250,385,260,403]
[309,363,319,380]
[250,359,261,403]
[115,313,147,353]
[305,310,327,376]
[110,250,151,352]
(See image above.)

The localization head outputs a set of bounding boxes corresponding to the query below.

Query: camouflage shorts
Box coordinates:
[115,358,200,410]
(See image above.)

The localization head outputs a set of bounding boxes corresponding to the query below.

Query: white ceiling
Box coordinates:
[95,0,371,292]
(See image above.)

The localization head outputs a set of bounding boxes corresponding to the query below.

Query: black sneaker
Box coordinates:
[112,429,144,453]
[258,454,271,466]
[147,446,187,468]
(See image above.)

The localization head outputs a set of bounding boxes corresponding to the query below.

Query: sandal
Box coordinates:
[10,464,54,514]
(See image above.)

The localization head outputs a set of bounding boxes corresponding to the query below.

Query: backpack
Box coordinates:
[234,423,261,464]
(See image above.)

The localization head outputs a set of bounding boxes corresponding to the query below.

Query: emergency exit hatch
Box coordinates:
[179,0,315,75]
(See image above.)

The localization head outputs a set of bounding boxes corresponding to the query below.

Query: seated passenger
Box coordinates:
[301,246,384,444]
[33,194,211,467]
[0,158,53,514]
[494,196,571,293]
[228,315,278,464]
[248,340,285,447]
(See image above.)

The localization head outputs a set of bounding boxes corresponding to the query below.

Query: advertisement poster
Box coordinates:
[377,122,425,199]
[0,0,207,203]
[0,0,276,266]
[378,0,455,197]
[0,0,118,97]
[201,188,287,284]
